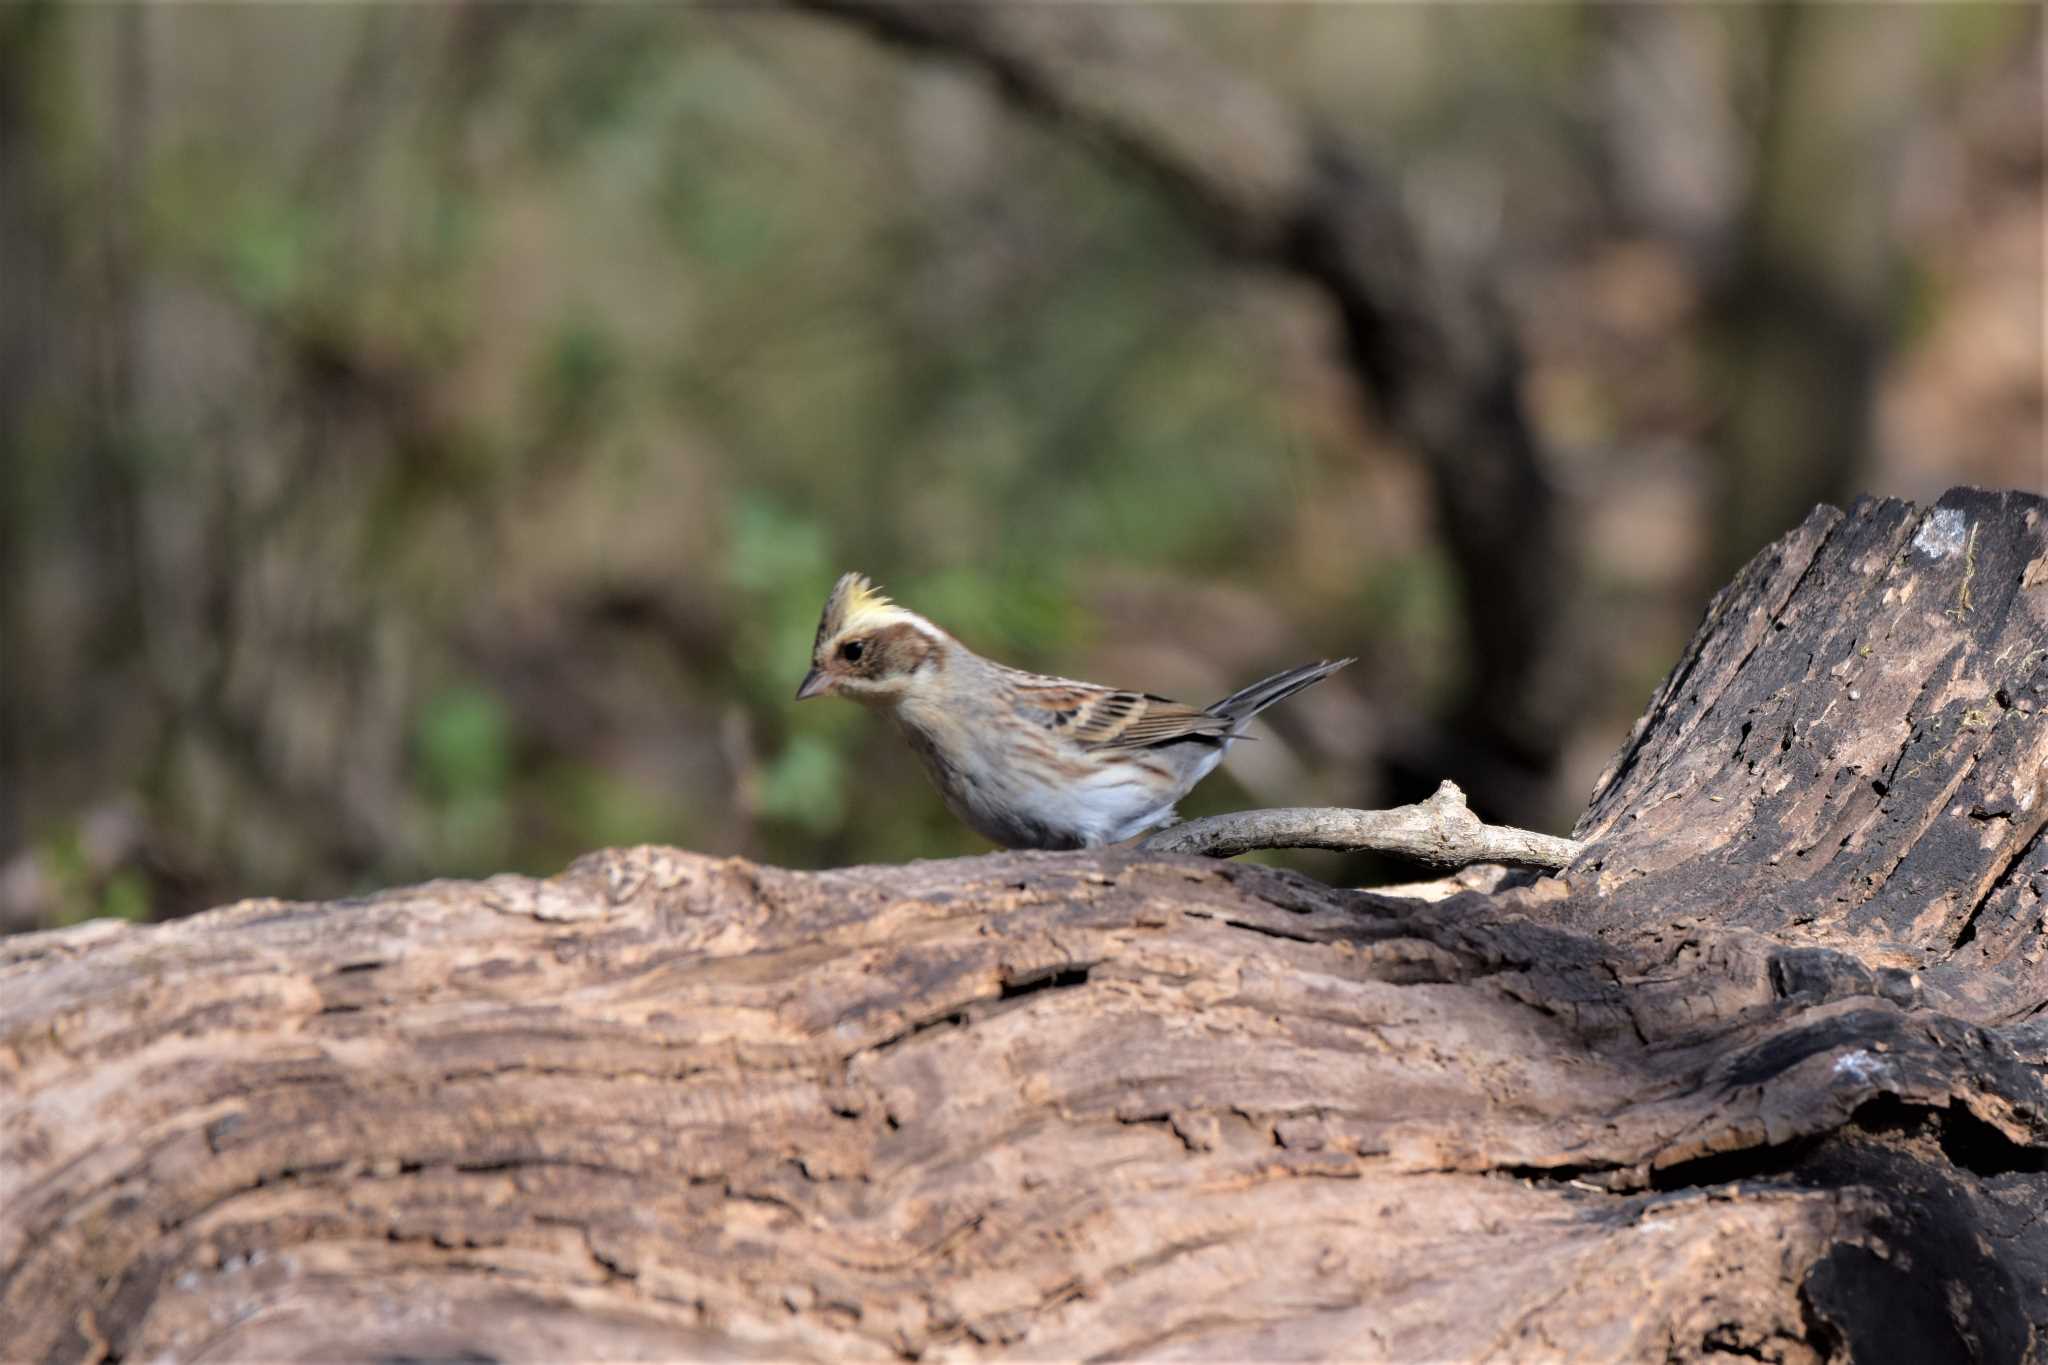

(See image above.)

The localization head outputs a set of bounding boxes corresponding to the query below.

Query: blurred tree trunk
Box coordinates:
[0,6,158,917]
[0,7,63,855]
[1595,4,1933,589]
[4,487,2044,1361]
[1708,4,1910,586]
[88,4,149,667]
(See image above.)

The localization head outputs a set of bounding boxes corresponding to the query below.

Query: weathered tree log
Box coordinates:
[1564,488,2048,1035]
[4,488,2047,1362]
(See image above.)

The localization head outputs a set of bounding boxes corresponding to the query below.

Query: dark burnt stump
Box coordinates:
[3,488,2045,1363]
[1570,487,2047,1017]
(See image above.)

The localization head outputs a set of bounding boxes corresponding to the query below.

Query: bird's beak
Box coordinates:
[794,667,832,701]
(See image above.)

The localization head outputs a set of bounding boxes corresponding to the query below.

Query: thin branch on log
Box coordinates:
[1139,779,1583,869]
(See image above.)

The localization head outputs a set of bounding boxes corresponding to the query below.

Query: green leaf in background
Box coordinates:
[415,685,514,802]
[550,761,687,855]
[537,316,625,435]
[725,492,829,598]
[412,686,516,872]
[722,491,840,703]
[903,568,1080,663]
[99,868,151,923]
[222,185,321,311]
[756,732,847,835]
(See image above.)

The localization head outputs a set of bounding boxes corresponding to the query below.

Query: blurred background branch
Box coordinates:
[0,3,2039,933]
[798,0,1573,818]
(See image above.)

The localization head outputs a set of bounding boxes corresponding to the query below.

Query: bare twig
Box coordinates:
[1139,780,1582,870]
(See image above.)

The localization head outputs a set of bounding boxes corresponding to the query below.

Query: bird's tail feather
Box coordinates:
[1209,657,1353,725]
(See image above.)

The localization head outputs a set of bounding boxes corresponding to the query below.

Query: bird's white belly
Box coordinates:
[896,713,1214,849]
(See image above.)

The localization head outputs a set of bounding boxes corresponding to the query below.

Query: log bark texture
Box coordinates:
[4,488,2047,1363]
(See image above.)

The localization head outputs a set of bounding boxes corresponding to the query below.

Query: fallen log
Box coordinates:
[4,487,2045,1362]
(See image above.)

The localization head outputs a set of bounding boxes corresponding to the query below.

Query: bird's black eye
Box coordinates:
[838,639,865,663]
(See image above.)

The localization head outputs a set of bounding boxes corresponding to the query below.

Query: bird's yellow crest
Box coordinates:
[815,572,906,647]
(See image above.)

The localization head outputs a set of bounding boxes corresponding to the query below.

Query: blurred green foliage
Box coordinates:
[33,825,151,927]
[0,3,2037,930]
[415,685,514,872]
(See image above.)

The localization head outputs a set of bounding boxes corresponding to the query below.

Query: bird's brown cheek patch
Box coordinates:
[865,624,936,678]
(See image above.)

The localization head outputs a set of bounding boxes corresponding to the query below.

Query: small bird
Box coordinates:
[795,573,1352,850]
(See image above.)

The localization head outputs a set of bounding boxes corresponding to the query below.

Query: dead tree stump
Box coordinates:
[4,488,2046,1363]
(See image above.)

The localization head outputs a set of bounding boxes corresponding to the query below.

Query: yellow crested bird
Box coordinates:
[796,573,1351,849]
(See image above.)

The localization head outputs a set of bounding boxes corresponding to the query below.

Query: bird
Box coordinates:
[795,572,1352,850]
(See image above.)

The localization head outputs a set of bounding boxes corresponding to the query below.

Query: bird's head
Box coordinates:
[796,573,948,706]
